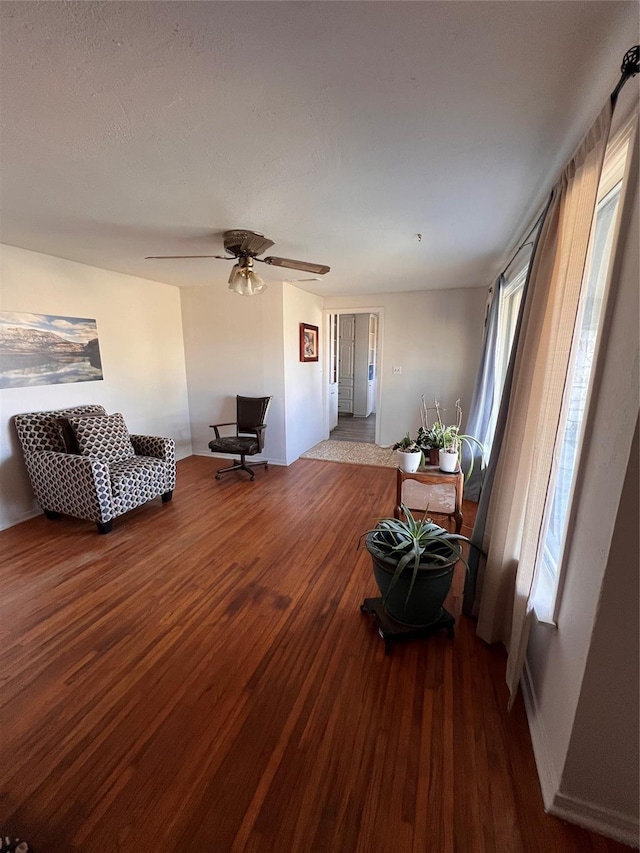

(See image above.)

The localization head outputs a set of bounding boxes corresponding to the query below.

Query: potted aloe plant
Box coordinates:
[392,433,423,473]
[360,505,472,627]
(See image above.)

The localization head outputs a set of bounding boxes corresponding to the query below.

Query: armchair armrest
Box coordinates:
[209,422,237,441]
[246,424,267,452]
[129,435,176,492]
[130,434,175,462]
[23,450,114,523]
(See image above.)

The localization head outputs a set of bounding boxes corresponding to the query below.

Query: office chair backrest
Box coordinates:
[237,396,272,434]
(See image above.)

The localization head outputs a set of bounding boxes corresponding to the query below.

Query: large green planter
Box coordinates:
[366,532,461,627]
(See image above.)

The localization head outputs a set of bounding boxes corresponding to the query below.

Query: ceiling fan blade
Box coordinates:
[145,254,232,260]
[261,256,330,275]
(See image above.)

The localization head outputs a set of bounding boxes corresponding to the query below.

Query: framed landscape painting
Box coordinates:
[300,322,319,362]
[0,312,103,389]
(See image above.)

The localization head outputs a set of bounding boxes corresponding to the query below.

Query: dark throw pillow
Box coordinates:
[68,412,135,464]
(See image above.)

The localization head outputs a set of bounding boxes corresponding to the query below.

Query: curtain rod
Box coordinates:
[611,45,639,105]
[499,210,545,278]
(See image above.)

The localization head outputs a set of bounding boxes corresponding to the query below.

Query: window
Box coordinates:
[485,265,528,452]
[533,128,632,623]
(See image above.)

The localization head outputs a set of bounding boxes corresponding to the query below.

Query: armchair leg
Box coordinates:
[96,521,113,534]
[43,509,61,520]
[162,490,173,503]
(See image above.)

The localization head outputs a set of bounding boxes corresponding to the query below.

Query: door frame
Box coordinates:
[322,306,385,444]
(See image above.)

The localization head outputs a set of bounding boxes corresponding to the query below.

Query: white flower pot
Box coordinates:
[439,448,458,473]
[397,449,421,473]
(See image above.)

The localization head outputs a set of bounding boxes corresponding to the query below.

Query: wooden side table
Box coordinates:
[394,465,464,532]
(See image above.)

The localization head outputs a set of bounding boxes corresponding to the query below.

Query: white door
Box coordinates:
[338,314,355,414]
[328,313,339,431]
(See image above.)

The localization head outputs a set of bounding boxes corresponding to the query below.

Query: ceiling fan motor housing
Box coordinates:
[223,230,275,258]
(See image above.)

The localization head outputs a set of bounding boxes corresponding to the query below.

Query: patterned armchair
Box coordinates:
[14,405,176,533]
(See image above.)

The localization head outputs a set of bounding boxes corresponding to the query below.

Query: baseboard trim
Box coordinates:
[193,450,287,466]
[550,793,639,848]
[522,659,639,848]
[0,507,40,531]
[521,658,560,810]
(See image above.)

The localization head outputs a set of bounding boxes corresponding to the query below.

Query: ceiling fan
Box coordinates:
[146,229,330,296]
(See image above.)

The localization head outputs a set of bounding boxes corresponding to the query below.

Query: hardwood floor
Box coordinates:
[330,413,376,443]
[0,456,629,852]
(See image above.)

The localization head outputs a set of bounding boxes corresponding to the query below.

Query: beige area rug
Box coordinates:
[300,440,396,468]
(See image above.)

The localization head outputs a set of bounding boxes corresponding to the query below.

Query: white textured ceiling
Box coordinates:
[0,1,637,296]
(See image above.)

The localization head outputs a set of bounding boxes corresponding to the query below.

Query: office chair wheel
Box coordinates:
[215,472,221,480]
[250,473,255,481]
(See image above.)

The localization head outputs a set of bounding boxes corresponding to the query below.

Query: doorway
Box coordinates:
[325,309,382,445]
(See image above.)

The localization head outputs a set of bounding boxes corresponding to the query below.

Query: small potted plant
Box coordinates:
[360,505,472,627]
[416,423,447,465]
[431,399,485,479]
[392,433,423,473]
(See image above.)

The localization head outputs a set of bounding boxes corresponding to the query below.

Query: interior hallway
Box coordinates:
[330,413,376,443]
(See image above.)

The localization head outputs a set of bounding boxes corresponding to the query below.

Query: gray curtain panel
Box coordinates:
[462,275,503,502]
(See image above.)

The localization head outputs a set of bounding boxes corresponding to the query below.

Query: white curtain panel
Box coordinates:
[475,101,613,707]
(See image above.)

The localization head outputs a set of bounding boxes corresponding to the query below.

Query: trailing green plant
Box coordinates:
[359,505,472,604]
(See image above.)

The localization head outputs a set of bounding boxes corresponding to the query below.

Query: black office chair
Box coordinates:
[208,396,272,481]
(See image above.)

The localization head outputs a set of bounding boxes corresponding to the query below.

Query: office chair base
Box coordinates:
[215,457,269,481]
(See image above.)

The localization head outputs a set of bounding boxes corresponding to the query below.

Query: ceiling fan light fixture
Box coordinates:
[227,259,267,296]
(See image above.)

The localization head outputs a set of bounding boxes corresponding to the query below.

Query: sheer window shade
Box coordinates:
[473,102,613,707]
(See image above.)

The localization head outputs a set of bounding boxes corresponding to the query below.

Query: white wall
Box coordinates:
[180,282,287,464]
[523,136,639,845]
[0,244,192,530]
[560,418,638,825]
[324,287,487,446]
[282,284,324,464]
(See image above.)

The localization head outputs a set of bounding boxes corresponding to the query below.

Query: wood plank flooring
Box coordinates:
[0,456,629,852]
[330,414,376,443]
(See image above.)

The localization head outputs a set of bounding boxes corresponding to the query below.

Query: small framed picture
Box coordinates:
[300,322,319,362]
